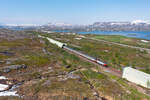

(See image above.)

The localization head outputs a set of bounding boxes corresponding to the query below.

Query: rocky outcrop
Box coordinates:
[1,64,27,73]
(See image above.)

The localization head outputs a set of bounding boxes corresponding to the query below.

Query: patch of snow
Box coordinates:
[75,38,82,40]
[132,20,150,25]
[0,76,7,80]
[78,35,85,38]
[0,76,20,97]
[0,84,9,91]
[110,22,129,25]
[141,40,149,43]
[0,91,19,96]
[5,24,41,27]
[47,22,72,26]
[42,30,53,33]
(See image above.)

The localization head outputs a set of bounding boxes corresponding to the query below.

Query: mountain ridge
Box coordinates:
[1,20,150,31]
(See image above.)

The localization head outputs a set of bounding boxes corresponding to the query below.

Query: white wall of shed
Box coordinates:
[122,67,150,88]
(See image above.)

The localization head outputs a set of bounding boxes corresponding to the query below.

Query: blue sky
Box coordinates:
[0,0,150,24]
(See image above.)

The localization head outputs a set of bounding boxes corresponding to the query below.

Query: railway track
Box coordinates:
[63,46,122,77]
[39,35,122,77]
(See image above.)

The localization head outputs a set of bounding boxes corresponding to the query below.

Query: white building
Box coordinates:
[122,67,150,89]
[46,37,67,48]
[38,35,67,48]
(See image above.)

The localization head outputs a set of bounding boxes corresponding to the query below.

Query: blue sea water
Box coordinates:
[78,31,150,40]
[55,30,150,40]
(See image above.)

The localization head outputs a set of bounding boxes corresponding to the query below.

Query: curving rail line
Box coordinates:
[63,46,108,67]
[63,46,122,77]
[39,35,122,77]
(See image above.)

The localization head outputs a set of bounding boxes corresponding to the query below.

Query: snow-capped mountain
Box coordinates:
[131,20,150,25]
[1,20,150,31]
[46,23,72,27]
[0,23,42,30]
[92,20,150,26]
[88,20,150,31]
[5,24,41,27]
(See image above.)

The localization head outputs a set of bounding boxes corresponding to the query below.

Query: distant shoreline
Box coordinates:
[54,30,150,40]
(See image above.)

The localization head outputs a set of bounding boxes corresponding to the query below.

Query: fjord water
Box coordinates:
[78,31,150,40]
[55,30,150,40]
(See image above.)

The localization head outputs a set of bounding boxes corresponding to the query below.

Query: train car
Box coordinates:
[96,60,108,67]
[64,46,108,67]
[82,54,96,62]
[80,53,108,67]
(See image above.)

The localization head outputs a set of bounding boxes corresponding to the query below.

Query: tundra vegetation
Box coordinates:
[0,29,150,100]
